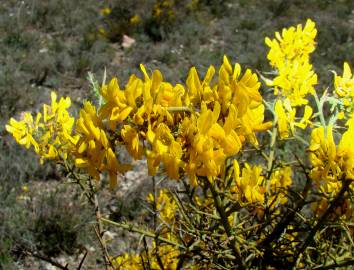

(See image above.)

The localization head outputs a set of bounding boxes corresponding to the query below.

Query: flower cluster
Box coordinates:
[334,62,354,102]
[231,160,292,206]
[6,56,271,189]
[111,244,181,270]
[308,122,354,194]
[265,19,318,106]
[97,56,271,186]
[265,19,317,139]
[74,101,130,188]
[274,99,313,139]
[333,62,354,120]
[6,92,77,163]
[146,188,178,224]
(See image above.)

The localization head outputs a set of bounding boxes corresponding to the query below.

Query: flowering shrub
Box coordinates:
[6,19,354,269]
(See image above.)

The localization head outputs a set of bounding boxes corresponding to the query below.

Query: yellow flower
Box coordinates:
[121,125,143,160]
[6,91,77,162]
[147,123,184,180]
[307,125,354,193]
[295,105,313,129]
[308,125,337,180]
[39,91,77,160]
[6,112,40,152]
[100,77,139,130]
[21,185,29,192]
[275,99,312,139]
[265,19,317,68]
[129,14,141,25]
[272,60,317,106]
[337,111,345,120]
[268,166,292,207]
[110,253,141,270]
[337,125,354,180]
[265,19,318,106]
[275,99,296,139]
[75,101,129,188]
[231,160,265,204]
[99,7,112,16]
[147,189,177,224]
[334,62,354,109]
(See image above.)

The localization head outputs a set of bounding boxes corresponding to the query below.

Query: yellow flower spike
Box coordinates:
[266,19,317,67]
[7,56,272,190]
[266,19,318,105]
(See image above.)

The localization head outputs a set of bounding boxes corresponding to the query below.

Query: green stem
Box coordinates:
[206,179,246,269]
[266,125,278,178]
[313,91,327,129]
[101,218,185,249]
[167,106,192,113]
[61,157,95,205]
[312,259,354,270]
[293,179,351,263]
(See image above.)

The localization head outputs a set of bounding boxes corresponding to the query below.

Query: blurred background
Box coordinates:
[0,0,353,269]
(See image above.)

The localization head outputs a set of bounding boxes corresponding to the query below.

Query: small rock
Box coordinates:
[122,35,136,49]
